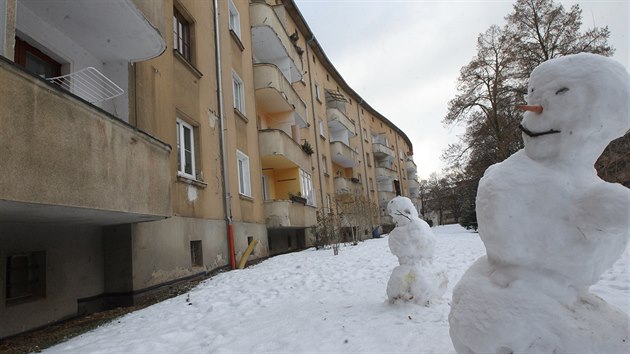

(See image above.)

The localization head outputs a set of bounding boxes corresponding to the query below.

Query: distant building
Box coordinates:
[0,0,420,338]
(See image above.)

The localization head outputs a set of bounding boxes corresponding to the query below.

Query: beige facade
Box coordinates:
[0,0,420,338]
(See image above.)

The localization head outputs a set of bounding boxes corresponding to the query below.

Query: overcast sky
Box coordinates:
[293,0,629,179]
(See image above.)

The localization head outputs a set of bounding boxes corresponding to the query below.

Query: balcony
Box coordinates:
[259,129,311,171]
[408,179,421,198]
[264,200,316,228]
[254,64,307,128]
[326,108,356,136]
[378,191,397,209]
[375,167,398,182]
[406,158,418,173]
[14,0,166,122]
[372,143,395,159]
[330,141,357,168]
[0,59,172,224]
[334,177,361,195]
[250,2,303,83]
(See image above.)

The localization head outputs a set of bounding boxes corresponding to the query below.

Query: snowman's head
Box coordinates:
[519,53,629,166]
[387,196,418,226]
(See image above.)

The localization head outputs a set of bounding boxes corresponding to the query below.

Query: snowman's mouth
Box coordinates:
[519,124,561,137]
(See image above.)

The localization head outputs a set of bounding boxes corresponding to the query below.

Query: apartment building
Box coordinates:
[0,0,420,338]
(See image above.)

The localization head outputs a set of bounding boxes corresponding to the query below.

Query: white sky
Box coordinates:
[294,0,629,179]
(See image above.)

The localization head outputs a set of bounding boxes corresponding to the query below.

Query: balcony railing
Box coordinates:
[259,129,311,171]
[264,200,316,228]
[406,158,418,173]
[375,166,398,182]
[250,2,303,83]
[372,143,395,159]
[334,176,361,195]
[254,64,307,127]
[330,141,357,168]
[378,191,397,208]
[326,107,356,136]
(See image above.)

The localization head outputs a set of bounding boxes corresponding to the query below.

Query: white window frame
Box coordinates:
[232,70,245,114]
[237,150,252,197]
[319,118,326,138]
[228,0,241,39]
[261,175,270,201]
[300,169,315,206]
[315,83,321,102]
[177,119,196,179]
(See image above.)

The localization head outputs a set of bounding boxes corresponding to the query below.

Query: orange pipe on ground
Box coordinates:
[228,223,236,269]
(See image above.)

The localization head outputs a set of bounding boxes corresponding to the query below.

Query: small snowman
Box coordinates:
[449,53,630,354]
[386,196,448,305]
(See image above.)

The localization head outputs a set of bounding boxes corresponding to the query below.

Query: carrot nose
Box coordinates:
[516,105,543,114]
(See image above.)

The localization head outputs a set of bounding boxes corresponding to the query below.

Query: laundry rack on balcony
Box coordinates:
[46,67,124,103]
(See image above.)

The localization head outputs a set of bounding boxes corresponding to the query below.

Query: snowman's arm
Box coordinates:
[575,182,630,241]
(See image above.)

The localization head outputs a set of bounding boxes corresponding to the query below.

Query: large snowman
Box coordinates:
[449,53,630,353]
[386,196,448,305]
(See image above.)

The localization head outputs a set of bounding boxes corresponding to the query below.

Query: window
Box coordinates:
[261,175,270,201]
[232,71,245,113]
[366,152,371,167]
[14,38,61,78]
[177,119,196,179]
[319,118,326,138]
[322,155,328,175]
[315,83,321,102]
[363,128,368,141]
[5,252,46,304]
[237,150,251,196]
[228,0,241,38]
[300,169,315,206]
[327,194,332,211]
[190,241,203,267]
[173,7,192,61]
[369,177,374,191]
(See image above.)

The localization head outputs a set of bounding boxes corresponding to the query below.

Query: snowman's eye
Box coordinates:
[555,87,569,95]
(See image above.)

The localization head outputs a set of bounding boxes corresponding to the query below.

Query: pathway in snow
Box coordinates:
[45,225,628,353]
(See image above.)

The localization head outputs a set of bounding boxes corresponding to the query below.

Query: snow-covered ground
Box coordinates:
[46,224,629,353]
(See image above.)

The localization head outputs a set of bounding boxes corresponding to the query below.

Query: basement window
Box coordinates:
[5,252,46,305]
[190,241,203,267]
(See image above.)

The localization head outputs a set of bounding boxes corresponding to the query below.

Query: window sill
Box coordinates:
[319,134,326,140]
[323,172,330,178]
[177,174,207,189]
[234,108,248,123]
[173,50,203,79]
[239,194,254,202]
[5,295,43,307]
[230,30,245,51]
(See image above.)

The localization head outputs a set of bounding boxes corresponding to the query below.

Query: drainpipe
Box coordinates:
[305,36,326,210]
[213,0,236,269]
[355,99,370,202]
[393,134,402,196]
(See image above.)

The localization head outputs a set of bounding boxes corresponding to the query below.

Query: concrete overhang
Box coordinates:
[0,200,166,225]
[19,0,166,62]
